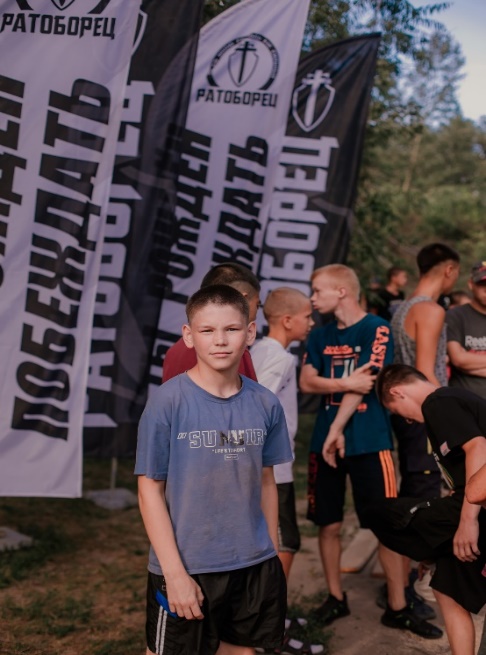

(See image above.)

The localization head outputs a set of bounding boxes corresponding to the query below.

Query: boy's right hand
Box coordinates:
[166,572,205,620]
[345,362,377,394]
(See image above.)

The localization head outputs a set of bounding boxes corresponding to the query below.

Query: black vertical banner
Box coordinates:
[257,34,381,302]
[84,0,204,456]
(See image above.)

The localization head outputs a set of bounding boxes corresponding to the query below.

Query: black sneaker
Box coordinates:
[381,605,443,639]
[405,584,437,620]
[311,593,350,626]
[376,583,437,620]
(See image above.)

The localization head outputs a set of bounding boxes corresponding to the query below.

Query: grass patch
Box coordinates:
[3,590,93,637]
[0,525,72,588]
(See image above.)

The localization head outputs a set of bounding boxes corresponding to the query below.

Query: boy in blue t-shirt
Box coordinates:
[135,285,292,655]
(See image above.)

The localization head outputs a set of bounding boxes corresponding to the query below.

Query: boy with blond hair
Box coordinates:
[136,285,292,655]
[299,264,442,638]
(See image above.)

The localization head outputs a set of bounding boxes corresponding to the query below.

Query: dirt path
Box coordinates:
[287,501,485,655]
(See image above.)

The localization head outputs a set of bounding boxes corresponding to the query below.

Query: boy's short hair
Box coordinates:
[201,263,261,293]
[263,287,308,322]
[311,264,360,300]
[186,285,249,323]
[417,243,460,275]
[376,364,428,404]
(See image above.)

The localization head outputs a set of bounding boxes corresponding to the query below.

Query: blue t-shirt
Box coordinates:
[135,373,292,575]
[305,314,394,455]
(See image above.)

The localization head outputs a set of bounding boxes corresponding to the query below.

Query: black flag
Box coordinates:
[257,34,381,301]
[84,0,204,457]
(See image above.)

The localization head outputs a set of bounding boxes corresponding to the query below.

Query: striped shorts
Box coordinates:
[146,557,286,654]
[307,449,397,528]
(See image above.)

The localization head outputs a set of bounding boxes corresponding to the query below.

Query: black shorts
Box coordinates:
[307,450,397,528]
[363,494,486,614]
[277,482,300,553]
[391,415,441,498]
[146,556,287,655]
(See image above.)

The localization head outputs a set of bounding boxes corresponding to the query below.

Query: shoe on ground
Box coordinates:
[381,604,443,639]
[278,634,326,655]
[405,584,437,620]
[310,592,350,627]
[376,583,436,620]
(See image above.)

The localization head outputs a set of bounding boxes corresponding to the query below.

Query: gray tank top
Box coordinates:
[391,295,448,386]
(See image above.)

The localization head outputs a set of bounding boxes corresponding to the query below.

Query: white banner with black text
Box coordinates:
[0,0,140,497]
[156,0,310,380]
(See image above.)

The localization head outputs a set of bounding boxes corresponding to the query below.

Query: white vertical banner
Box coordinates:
[155,0,310,379]
[0,0,140,497]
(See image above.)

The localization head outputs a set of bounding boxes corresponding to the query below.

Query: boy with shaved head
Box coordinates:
[251,288,321,654]
[251,288,314,578]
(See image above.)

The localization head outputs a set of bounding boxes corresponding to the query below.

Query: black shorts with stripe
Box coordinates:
[146,556,287,655]
[277,482,300,553]
[307,450,397,527]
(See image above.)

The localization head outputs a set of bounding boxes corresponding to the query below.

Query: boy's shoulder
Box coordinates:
[362,312,391,330]
[251,336,289,359]
[242,374,282,402]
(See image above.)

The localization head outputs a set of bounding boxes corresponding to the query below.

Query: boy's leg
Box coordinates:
[276,482,300,581]
[278,551,294,580]
[378,543,406,610]
[318,522,343,599]
[216,644,255,655]
[307,453,346,600]
[433,589,475,655]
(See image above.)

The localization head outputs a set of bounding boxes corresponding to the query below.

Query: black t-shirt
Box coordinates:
[422,387,486,490]
[368,288,405,321]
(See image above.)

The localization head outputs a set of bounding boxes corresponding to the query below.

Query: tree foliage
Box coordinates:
[201,1,484,288]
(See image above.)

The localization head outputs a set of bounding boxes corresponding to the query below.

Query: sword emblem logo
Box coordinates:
[292,70,335,132]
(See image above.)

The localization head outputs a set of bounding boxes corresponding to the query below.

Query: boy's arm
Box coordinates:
[138,476,204,619]
[414,303,445,385]
[322,393,363,467]
[447,341,486,376]
[299,361,376,395]
[453,436,486,562]
[466,462,486,507]
[261,466,279,553]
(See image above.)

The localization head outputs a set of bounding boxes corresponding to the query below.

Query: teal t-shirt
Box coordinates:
[305,314,394,455]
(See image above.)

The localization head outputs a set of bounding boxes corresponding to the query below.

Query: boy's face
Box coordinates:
[470,279,486,311]
[288,300,314,341]
[182,303,255,373]
[310,274,340,315]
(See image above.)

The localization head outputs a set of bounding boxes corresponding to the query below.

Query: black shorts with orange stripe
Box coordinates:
[307,450,397,528]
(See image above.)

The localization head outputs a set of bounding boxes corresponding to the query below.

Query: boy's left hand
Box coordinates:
[453,517,480,562]
[323,430,345,468]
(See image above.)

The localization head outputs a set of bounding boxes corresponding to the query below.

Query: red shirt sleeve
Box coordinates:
[162,340,257,383]
[162,339,197,383]
[240,349,257,381]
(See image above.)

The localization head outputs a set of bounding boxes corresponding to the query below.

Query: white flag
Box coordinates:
[0,0,140,497]
[155,0,310,382]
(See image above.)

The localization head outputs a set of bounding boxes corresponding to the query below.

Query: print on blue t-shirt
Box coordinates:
[135,373,293,576]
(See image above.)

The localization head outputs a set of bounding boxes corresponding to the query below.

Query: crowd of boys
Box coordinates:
[134,247,486,655]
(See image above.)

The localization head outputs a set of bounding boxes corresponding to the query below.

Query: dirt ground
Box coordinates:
[1,457,485,655]
[289,499,486,655]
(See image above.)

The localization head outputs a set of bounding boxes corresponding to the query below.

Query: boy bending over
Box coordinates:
[369,364,486,655]
[135,285,292,655]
